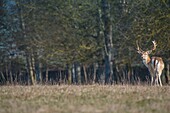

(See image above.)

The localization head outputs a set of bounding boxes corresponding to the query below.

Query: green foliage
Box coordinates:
[17,0,103,67]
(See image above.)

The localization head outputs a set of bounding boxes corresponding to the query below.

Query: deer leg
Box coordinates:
[159,76,162,86]
[158,71,162,86]
[152,71,158,86]
[149,69,154,86]
[153,68,159,86]
[155,76,159,86]
[151,76,154,86]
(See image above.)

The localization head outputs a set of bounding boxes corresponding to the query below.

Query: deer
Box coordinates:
[136,40,164,86]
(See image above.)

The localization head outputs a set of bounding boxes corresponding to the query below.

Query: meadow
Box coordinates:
[0,85,170,113]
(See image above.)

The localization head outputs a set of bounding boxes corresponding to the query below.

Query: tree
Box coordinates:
[0,0,169,85]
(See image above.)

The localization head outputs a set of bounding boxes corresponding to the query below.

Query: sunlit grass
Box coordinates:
[0,85,170,113]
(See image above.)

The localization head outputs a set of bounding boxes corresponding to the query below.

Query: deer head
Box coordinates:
[136,40,157,60]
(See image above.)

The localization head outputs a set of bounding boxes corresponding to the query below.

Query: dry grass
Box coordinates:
[0,85,170,113]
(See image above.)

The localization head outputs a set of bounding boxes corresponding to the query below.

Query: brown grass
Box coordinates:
[0,85,170,113]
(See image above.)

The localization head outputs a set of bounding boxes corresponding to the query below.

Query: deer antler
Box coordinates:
[136,40,144,54]
[152,40,157,51]
[148,40,157,54]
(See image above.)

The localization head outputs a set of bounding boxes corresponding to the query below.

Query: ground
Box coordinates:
[0,85,170,113]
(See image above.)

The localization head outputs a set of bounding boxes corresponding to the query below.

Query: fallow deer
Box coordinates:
[136,40,164,86]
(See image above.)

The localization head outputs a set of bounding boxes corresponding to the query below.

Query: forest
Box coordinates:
[0,0,170,85]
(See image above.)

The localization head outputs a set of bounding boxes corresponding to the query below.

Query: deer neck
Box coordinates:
[143,56,151,68]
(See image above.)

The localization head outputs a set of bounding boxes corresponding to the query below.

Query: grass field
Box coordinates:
[0,85,170,113]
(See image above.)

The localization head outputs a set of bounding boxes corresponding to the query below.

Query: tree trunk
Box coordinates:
[17,1,36,85]
[72,63,76,84]
[66,65,72,84]
[31,53,36,85]
[101,0,113,84]
[165,63,169,84]
[39,62,43,84]
[27,57,34,85]
[59,70,62,85]
[77,64,81,84]
[93,63,98,84]
[9,70,13,85]
[18,71,22,84]
[167,63,170,84]
[26,52,36,85]
[0,71,6,84]
[9,60,13,84]
[5,64,9,84]
[83,65,88,84]
[45,66,49,83]
[29,58,35,85]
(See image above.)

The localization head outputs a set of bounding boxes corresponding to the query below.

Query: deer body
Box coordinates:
[137,41,164,86]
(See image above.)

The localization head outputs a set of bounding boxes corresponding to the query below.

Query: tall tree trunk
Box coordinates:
[39,62,43,84]
[167,63,170,84]
[9,60,13,84]
[101,0,113,84]
[29,56,36,85]
[5,64,9,84]
[18,71,22,84]
[93,63,98,84]
[45,66,49,83]
[59,70,62,85]
[83,65,88,84]
[77,64,81,84]
[9,70,13,85]
[165,63,169,84]
[26,52,36,85]
[66,65,72,84]
[0,71,6,84]
[17,1,35,85]
[72,63,76,84]
[25,55,30,85]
